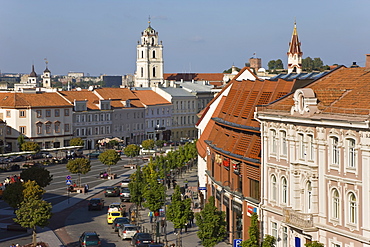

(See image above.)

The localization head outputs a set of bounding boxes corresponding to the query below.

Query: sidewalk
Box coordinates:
[137,165,231,247]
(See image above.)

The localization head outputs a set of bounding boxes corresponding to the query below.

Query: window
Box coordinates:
[106,113,110,121]
[55,109,60,117]
[46,110,51,117]
[106,126,110,134]
[282,226,288,247]
[250,179,260,200]
[37,124,42,134]
[6,110,10,117]
[271,130,277,154]
[76,115,81,123]
[64,124,70,132]
[6,126,11,135]
[348,139,356,168]
[281,131,287,156]
[55,122,60,133]
[141,67,143,77]
[282,177,288,204]
[64,109,69,116]
[88,114,92,122]
[271,175,277,201]
[19,126,26,134]
[348,192,357,224]
[36,110,42,118]
[95,127,99,135]
[308,134,314,160]
[299,133,305,159]
[76,128,80,136]
[332,137,339,165]
[152,67,156,77]
[94,114,98,122]
[306,181,312,212]
[271,222,278,239]
[19,110,26,118]
[152,50,156,58]
[332,189,340,220]
[46,123,51,134]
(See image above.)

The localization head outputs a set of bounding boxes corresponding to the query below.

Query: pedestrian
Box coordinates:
[166,179,171,189]
[154,211,160,221]
[172,179,177,189]
[189,211,194,227]
[84,184,89,194]
[184,222,188,233]
[184,179,188,189]
[160,217,166,233]
[148,211,153,223]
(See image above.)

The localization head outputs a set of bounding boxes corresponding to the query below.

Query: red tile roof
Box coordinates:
[59,90,100,110]
[0,92,72,108]
[132,90,171,106]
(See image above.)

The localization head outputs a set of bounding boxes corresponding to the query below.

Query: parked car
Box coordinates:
[107,211,123,224]
[112,217,130,232]
[131,232,154,246]
[108,202,126,215]
[12,155,26,162]
[104,186,120,197]
[118,224,139,240]
[79,231,101,247]
[86,151,103,159]
[88,198,104,211]
[120,187,131,202]
[120,178,131,187]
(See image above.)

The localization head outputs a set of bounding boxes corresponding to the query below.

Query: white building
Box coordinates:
[255,62,370,247]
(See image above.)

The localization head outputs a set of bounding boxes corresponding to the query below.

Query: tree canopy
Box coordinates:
[143,179,165,213]
[70,137,84,147]
[98,149,121,174]
[166,186,193,230]
[195,196,227,247]
[141,139,155,150]
[302,57,329,72]
[124,144,140,158]
[20,166,53,188]
[66,158,91,186]
[267,59,284,70]
[21,141,40,153]
[2,182,24,210]
[223,66,241,73]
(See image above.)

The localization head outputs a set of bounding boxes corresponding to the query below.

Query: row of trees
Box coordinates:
[267,57,329,72]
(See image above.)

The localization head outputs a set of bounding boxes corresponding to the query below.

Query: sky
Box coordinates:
[1,0,370,76]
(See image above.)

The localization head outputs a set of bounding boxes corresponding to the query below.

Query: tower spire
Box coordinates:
[287,20,303,73]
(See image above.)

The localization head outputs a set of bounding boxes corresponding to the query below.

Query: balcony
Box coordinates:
[283,208,317,231]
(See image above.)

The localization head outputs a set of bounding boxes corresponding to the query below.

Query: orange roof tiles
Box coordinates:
[94,88,137,101]
[0,92,72,108]
[132,90,171,106]
[59,90,101,110]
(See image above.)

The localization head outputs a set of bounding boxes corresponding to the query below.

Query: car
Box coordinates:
[118,224,139,240]
[120,178,131,187]
[108,202,126,215]
[79,231,101,247]
[86,151,102,159]
[112,217,130,232]
[107,211,123,224]
[104,186,120,197]
[148,244,165,247]
[120,187,131,202]
[131,232,154,246]
[88,198,104,211]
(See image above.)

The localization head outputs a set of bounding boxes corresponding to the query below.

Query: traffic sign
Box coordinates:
[199,187,207,190]
[66,175,71,180]
[66,180,72,185]
[233,239,242,247]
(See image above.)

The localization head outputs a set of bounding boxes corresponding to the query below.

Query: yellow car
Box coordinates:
[107,211,122,224]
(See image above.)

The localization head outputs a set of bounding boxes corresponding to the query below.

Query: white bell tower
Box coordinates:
[287,21,303,73]
[42,60,51,88]
[134,19,164,87]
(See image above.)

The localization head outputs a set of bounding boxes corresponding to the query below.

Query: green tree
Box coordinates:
[124,144,140,158]
[98,149,120,175]
[275,59,284,69]
[195,196,226,247]
[305,241,325,247]
[129,167,146,218]
[313,57,324,70]
[14,181,52,246]
[143,179,165,213]
[17,135,25,151]
[141,139,155,150]
[241,213,259,247]
[262,235,276,247]
[223,66,240,73]
[302,57,314,72]
[20,166,53,188]
[21,141,40,153]
[70,137,84,147]
[2,182,24,211]
[66,158,91,187]
[155,140,166,151]
[267,60,276,70]
[108,139,119,149]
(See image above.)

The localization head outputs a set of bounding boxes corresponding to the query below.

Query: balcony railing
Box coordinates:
[283,208,314,230]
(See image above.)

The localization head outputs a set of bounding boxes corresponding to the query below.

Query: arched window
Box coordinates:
[332,189,340,219]
[151,37,154,45]
[298,133,305,159]
[347,139,356,168]
[282,177,288,204]
[153,67,156,77]
[141,51,144,58]
[141,67,143,77]
[152,50,156,58]
[332,136,339,165]
[271,175,277,201]
[348,192,357,224]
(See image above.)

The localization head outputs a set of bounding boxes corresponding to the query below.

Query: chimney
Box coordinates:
[350,62,359,68]
[366,54,370,69]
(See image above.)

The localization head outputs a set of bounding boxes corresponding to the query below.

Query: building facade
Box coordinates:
[256,63,370,247]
